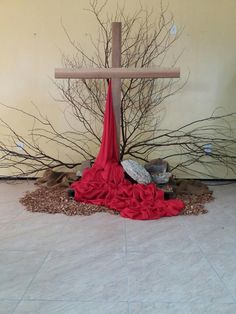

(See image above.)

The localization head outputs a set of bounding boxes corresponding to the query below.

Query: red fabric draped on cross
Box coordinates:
[71,82,184,220]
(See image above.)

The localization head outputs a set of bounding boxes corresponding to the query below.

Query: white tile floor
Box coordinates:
[0,181,236,314]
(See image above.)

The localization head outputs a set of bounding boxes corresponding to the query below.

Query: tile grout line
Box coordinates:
[187,231,236,304]
[180,208,236,303]
[12,250,51,313]
[7,300,21,314]
[1,297,235,304]
[123,220,131,314]
[203,254,236,304]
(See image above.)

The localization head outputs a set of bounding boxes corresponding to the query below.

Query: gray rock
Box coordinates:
[80,160,92,174]
[121,159,152,184]
[145,158,169,175]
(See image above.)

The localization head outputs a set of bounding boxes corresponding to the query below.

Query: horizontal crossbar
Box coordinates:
[55,67,180,79]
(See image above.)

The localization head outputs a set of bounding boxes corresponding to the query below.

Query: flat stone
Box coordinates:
[121,160,152,184]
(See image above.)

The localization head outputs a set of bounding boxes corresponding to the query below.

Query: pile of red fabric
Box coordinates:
[71,83,184,220]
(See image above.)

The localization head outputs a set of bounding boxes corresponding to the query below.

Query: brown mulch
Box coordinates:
[20,186,119,216]
[20,185,214,217]
[177,193,214,215]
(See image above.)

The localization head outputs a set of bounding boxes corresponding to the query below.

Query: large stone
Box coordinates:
[145,158,169,174]
[145,158,171,185]
[121,159,152,184]
[80,160,92,174]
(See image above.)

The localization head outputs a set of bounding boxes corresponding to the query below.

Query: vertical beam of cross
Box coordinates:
[111,22,121,156]
[55,22,181,159]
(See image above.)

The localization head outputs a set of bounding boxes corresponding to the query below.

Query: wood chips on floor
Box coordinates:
[20,185,214,217]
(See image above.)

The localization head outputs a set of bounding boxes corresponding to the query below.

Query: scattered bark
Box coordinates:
[20,185,213,217]
[178,193,213,215]
[20,186,118,216]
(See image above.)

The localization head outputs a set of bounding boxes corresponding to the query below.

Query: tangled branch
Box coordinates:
[0,0,235,178]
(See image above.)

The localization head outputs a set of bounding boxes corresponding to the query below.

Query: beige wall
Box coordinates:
[0,0,235,177]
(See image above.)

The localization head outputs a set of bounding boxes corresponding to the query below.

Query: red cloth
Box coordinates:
[71,82,184,220]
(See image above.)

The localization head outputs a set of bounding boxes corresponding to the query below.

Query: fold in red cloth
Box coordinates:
[71,82,184,220]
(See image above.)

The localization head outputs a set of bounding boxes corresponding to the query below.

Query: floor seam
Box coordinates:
[203,254,236,304]
[13,250,51,313]
[189,236,236,304]
[124,220,131,314]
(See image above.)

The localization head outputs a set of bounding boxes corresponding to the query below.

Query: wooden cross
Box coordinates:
[55,22,180,158]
